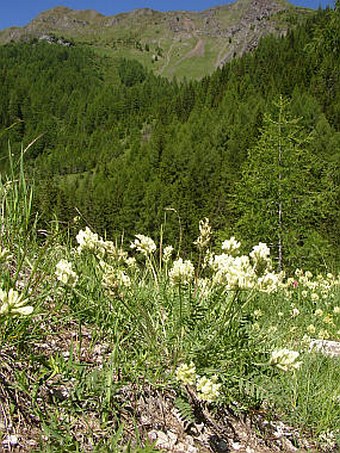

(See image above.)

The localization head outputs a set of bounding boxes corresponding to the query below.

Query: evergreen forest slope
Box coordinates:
[0,4,339,270]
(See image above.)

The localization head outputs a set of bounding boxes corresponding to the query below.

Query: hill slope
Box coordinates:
[0,0,311,79]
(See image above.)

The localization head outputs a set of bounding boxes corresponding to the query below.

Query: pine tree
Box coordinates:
[235,96,335,271]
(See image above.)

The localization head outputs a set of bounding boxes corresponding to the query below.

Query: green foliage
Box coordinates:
[118,58,147,87]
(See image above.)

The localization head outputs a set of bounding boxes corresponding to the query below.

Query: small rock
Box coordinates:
[309,339,340,357]
[154,430,170,449]
[148,430,158,442]
[167,430,178,445]
[231,441,242,450]
[2,434,19,446]
[174,442,188,452]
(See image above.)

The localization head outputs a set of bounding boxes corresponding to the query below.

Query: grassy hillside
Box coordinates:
[0,0,312,80]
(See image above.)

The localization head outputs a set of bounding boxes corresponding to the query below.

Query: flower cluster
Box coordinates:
[175,362,196,385]
[284,269,339,301]
[175,362,221,402]
[102,267,131,296]
[221,236,241,256]
[169,258,195,286]
[130,234,156,256]
[196,375,222,402]
[55,259,78,287]
[211,253,255,290]
[209,238,282,291]
[257,271,284,294]
[270,348,302,372]
[76,227,106,257]
[0,288,33,316]
[250,242,272,275]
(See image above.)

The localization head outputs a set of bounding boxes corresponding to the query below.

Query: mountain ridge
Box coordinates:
[0,0,312,79]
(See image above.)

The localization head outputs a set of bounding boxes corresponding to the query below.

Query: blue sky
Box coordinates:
[0,0,335,31]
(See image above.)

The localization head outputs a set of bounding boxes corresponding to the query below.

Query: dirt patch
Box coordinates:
[186,39,205,58]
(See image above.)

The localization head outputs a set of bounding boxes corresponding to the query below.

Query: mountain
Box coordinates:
[0,0,312,79]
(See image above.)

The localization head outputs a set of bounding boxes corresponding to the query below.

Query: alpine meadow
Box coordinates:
[0,0,339,451]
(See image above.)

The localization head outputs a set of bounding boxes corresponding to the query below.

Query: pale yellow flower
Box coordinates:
[307,324,316,334]
[175,362,196,386]
[169,258,195,286]
[270,348,302,372]
[55,259,78,287]
[194,218,211,250]
[197,375,221,402]
[130,234,156,255]
[162,245,174,263]
[221,236,241,255]
[0,288,33,316]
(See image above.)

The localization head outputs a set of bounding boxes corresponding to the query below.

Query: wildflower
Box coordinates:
[197,375,221,402]
[291,307,300,317]
[125,257,137,268]
[169,258,195,286]
[295,268,304,278]
[307,324,316,334]
[257,272,282,293]
[76,227,105,256]
[332,306,340,314]
[250,242,272,275]
[194,218,211,250]
[103,241,127,262]
[254,309,263,318]
[0,247,12,264]
[130,234,156,255]
[212,253,255,289]
[314,309,324,317]
[55,259,78,287]
[323,315,334,326]
[221,236,241,255]
[103,268,131,294]
[270,348,302,372]
[318,329,330,340]
[175,362,196,386]
[0,288,33,316]
[162,245,174,263]
[252,322,260,332]
[250,242,271,261]
[301,290,308,298]
[311,293,319,302]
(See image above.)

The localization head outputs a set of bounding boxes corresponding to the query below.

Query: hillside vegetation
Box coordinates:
[0,154,339,451]
[0,2,339,451]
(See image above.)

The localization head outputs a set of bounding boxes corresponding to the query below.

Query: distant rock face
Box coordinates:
[0,0,309,79]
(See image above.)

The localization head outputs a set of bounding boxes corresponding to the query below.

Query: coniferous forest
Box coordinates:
[0,4,339,270]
